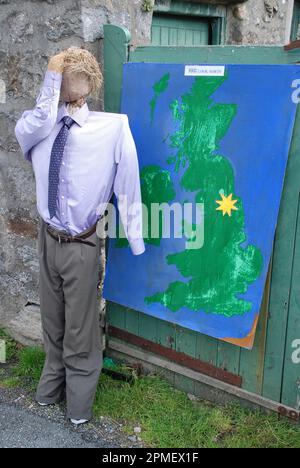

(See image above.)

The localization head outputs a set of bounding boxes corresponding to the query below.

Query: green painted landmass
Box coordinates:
[116,73,172,249]
[141,165,176,246]
[145,74,263,317]
[115,164,176,248]
[150,73,170,124]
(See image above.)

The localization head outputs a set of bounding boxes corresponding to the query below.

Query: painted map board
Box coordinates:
[103,63,300,349]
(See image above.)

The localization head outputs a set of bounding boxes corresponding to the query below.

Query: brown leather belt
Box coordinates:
[46,221,99,247]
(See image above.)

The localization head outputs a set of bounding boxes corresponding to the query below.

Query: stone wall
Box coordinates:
[226,0,294,45]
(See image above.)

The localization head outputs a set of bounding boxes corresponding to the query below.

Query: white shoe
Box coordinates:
[70,418,89,426]
[37,401,51,407]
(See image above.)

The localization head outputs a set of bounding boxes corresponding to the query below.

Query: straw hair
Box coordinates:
[63,47,103,97]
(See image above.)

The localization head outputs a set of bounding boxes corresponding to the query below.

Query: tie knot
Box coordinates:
[62,116,75,129]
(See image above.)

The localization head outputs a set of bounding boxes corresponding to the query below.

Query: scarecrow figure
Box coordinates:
[15,47,145,425]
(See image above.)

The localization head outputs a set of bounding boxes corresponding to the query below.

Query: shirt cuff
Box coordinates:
[130,238,146,256]
[43,70,62,90]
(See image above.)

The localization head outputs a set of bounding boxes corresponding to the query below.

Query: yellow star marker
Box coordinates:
[216,193,238,217]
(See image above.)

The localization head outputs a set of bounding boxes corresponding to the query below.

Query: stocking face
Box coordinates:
[60,71,91,104]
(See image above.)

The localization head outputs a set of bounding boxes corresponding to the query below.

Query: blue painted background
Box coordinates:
[103,63,299,345]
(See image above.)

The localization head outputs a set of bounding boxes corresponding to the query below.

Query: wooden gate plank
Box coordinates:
[262,106,300,402]
[106,301,126,329]
[239,265,271,394]
[217,341,241,375]
[124,308,139,335]
[281,192,300,409]
[195,334,218,366]
[103,24,131,113]
[130,46,297,65]
[138,311,158,343]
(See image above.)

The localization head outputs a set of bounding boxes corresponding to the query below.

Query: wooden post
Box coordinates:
[103,24,131,113]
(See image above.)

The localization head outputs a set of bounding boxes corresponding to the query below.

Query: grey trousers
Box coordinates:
[36,219,103,420]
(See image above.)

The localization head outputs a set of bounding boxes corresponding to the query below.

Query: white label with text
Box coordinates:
[185,65,225,77]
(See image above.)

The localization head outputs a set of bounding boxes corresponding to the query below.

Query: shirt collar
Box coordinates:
[57,102,89,127]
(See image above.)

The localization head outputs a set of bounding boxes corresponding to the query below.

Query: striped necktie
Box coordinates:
[48,116,75,219]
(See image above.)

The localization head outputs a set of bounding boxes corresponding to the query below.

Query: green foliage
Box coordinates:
[0,377,21,389]
[14,346,45,386]
[141,0,154,13]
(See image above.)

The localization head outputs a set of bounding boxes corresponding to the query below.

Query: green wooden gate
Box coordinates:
[151,0,226,46]
[151,14,211,46]
[103,24,300,420]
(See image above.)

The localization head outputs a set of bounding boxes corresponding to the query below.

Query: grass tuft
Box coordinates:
[13,346,45,386]
[0,377,21,389]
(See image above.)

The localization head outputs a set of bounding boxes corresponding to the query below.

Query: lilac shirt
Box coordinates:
[14,71,145,255]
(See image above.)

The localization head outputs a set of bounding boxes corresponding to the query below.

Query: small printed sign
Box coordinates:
[185,65,225,77]
[0,339,6,364]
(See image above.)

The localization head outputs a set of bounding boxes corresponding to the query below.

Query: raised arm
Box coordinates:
[113,115,146,256]
[14,52,65,161]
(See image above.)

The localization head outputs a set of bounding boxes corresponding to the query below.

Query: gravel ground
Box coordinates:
[0,403,116,448]
[0,365,144,449]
